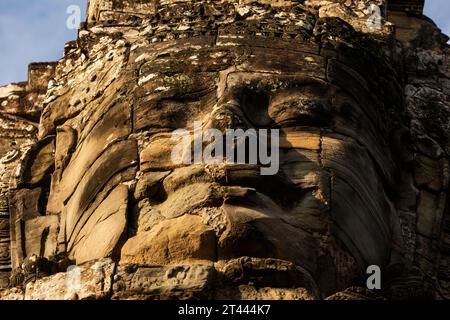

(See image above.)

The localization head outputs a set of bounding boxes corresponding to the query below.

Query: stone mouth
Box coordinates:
[162,163,298,206]
[220,164,299,204]
[218,256,320,298]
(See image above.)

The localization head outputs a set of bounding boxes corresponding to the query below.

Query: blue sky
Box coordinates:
[424,0,450,42]
[0,0,86,86]
[0,0,449,86]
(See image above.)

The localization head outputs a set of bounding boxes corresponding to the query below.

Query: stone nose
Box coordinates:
[205,99,247,132]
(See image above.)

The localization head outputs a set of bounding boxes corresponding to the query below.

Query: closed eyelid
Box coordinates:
[268,97,332,127]
[269,98,329,113]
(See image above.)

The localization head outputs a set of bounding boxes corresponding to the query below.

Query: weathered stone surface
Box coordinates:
[112,264,214,300]
[64,140,137,246]
[24,259,115,300]
[134,171,170,201]
[279,128,321,151]
[416,190,446,239]
[322,134,395,266]
[17,136,55,187]
[140,134,181,171]
[215,286,317,300]
[0,287,24,300]
[395,173,419,212]
[8,187,42,221]
[58,102,131,206]
[415,134,445,159]
[219,257,318,297]
[325,287,385,300]
[23,215,59,259]
[218,192,319,276]
[413,154,449,192]
[69,184,129,264]
[0,0,449,300]
[121,214,217,265]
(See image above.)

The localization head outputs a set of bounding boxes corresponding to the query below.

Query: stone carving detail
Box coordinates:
[0,195,10,288]
[0,61,57,288]
[0,0,449,300]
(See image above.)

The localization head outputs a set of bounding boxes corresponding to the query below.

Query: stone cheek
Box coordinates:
[322,134,395,267]
[121,214,217,265]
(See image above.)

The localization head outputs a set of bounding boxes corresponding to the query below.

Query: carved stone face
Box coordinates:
[7,34,404,296]
[6,0,449,299]
[116,41,402,294]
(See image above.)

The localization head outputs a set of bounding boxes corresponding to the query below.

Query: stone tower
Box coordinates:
[0,0,449,300]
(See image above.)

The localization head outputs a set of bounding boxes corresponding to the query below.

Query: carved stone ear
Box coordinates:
[16,136,55,188]
[391,126,414,165]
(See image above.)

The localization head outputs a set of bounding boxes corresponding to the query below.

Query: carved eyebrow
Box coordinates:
[269,96,324,107]
[248,80,330,97]
[225,72,329,89]
[267,86,331,106]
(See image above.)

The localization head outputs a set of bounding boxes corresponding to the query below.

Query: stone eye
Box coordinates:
[269,99,330,127]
